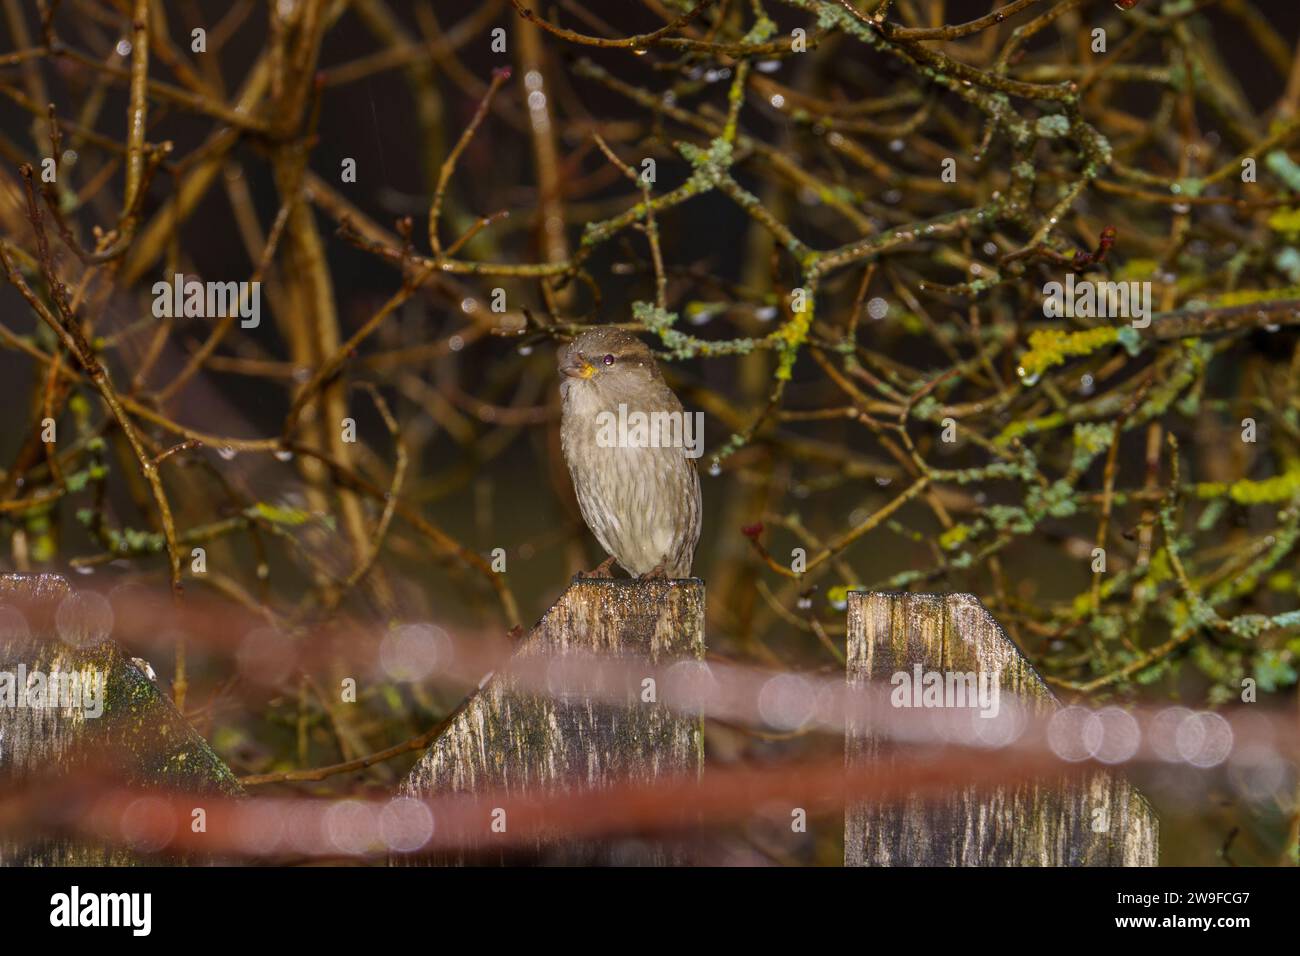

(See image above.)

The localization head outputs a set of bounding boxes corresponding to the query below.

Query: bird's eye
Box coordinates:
[602,354,616,366]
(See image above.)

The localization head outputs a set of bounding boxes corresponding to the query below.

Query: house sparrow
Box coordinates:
[558,328,702,579]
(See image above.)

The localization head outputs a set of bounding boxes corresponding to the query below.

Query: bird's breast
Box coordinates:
[561,390,701,576]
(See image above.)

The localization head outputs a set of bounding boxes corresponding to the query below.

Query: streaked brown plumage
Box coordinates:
[558,328,702,579]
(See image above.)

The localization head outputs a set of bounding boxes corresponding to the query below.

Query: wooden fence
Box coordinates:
[0,573,242,865]
[400,578,704,863]
[846,591,1156,865]
[0,574,1157,865]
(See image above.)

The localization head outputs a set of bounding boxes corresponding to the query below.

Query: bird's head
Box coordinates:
[557,328,660,398]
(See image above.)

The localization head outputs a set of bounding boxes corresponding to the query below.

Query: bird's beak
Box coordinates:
[561,357,595,379]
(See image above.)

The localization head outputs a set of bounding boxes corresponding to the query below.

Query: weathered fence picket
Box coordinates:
[401,577,705,863]
[0,573,242,865]
[844,591,1158,866]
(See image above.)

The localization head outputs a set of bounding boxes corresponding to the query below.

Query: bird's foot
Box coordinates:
[641,562,669,580]
[578,555,618,580]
